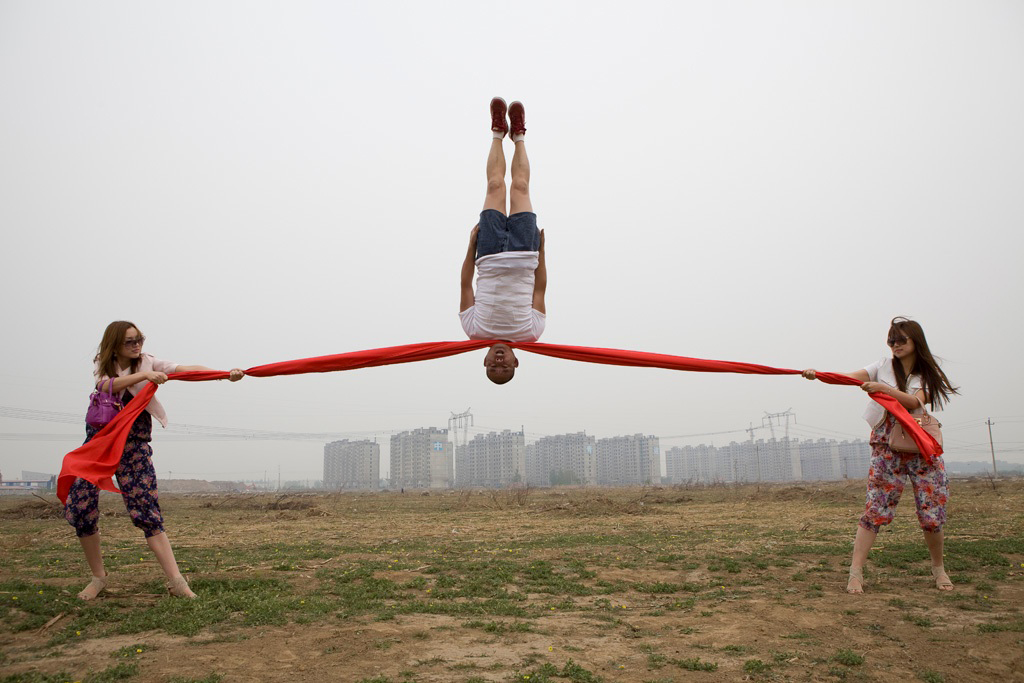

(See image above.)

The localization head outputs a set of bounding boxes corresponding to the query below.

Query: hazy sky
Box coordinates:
[1,1,1021,483]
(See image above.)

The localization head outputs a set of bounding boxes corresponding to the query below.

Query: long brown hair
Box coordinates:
[94,321,143,382]
[888,316,959,410]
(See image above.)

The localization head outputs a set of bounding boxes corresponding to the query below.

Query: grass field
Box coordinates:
[1,479,1023,682]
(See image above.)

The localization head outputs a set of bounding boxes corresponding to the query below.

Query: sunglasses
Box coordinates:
[887,336,908,347]
[123,336,146,348]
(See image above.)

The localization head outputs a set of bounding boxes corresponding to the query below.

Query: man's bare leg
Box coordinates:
[484,138,507,214]
[510,140,532,215]
[508,101,532,215]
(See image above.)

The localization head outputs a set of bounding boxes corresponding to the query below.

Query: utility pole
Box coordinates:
[754,440,762,490]
[987,418,997,477]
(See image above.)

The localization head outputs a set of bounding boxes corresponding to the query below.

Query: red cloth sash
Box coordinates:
[57,341,941,502]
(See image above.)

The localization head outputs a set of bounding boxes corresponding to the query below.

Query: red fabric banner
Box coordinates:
[57,340,941,503]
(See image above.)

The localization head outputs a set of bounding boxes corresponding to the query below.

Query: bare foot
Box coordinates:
[77,573,108,601]
[932,566,954,591]
[847,569,864,594]
[167,575,197,599]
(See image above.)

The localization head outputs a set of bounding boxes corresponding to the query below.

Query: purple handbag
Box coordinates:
[85,378,123,428]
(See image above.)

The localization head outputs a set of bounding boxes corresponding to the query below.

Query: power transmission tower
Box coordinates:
[745,422,758,442]
[448,408,474,450]
[763,409,797,441]
[449,409,474,487]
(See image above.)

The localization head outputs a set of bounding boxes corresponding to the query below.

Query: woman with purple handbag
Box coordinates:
[802,317,958,594]
[65,320,245,600]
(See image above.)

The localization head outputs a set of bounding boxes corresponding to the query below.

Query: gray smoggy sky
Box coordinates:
[1,1,1022,484]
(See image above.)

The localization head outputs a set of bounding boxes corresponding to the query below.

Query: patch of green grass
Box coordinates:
[743,659,770,674]
[706,556,742,573]
[646,653,667,668]
[903,614,933,627]
[633,582,680,594]
[87,662,140,682]
[111,644,150,659]
[1,672,74,683]
[655,553,685,563]
[721,644,748,653]
[520,561,591,596]
[561,659,602,682]
[781,544,849,556]
[41,576,300,645]
[516,658,602,683]
[461,620,534,634]
[168,675,223,683]
[0,581,82,633]
[832,649,865,666]
[978,619,1024,633]
[393,598,529,618]
[917,671,945,683]
[673,656,717,671]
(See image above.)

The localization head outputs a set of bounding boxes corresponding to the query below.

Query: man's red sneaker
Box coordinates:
[508,101,526,138]
[490,97,509,137]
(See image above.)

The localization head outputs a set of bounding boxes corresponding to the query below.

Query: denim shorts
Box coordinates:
[476,209,540,258]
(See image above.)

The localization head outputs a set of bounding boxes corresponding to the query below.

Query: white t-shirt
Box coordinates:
[862,357,924,428]
[459,251,545,342]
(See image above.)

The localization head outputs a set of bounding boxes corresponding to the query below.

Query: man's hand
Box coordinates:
[469,224,479,249]
[539,228,545,252]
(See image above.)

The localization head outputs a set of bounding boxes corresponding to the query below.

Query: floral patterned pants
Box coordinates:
[860,416,948,533]
[64,413,165,538]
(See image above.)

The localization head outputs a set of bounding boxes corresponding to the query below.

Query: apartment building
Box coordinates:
[525,432,597,486]
[455,429,526,488]
[595,434,660,486]
[390,427,453,489]
[323,439,380,490]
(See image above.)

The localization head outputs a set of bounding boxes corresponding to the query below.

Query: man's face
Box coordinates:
[484,344,519,384]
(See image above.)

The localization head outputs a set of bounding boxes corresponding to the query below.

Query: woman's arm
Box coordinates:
[861,382,926,411]
[175,365,245,381]
[102,372,168,393]
[801,368,870,382]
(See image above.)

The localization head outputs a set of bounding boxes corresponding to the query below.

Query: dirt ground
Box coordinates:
[2,479,1023,683]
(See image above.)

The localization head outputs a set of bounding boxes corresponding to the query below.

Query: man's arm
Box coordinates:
[532,228,546,314]
[460,225,478,313]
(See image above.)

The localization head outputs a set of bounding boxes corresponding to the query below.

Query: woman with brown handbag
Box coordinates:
[802,317,958,594]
